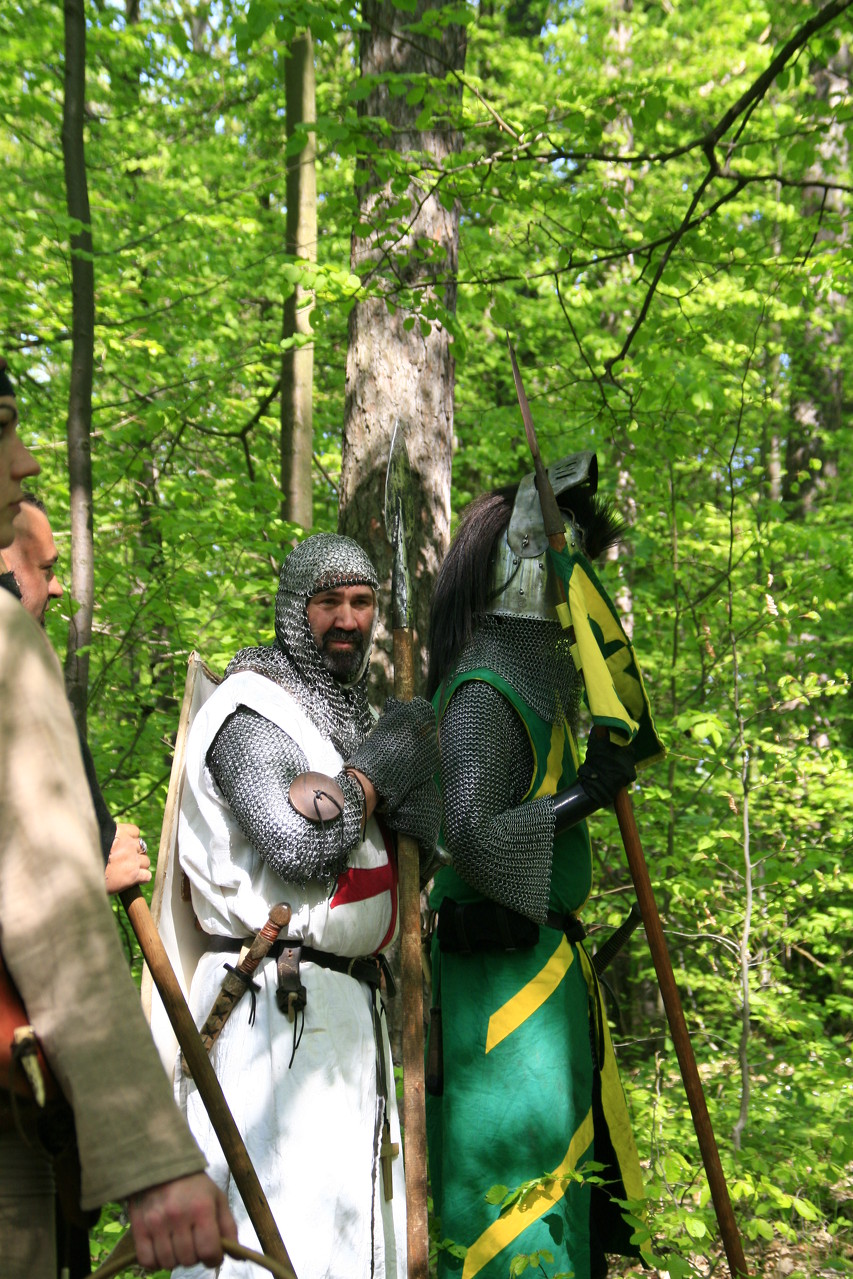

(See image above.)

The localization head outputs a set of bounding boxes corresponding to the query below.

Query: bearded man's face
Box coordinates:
[306,584,376,684]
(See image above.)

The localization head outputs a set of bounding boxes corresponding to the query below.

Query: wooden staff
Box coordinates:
[384,422,430,1279]
[507,335,750,1279]
[90,1226,293,1279]
[120,886,298,1279]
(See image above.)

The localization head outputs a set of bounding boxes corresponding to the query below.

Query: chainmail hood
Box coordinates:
[228,534,380,757]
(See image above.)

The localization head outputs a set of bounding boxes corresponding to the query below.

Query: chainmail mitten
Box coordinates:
[347,697,439,811]
[577,730,636,806]
[381,776,442,854]
[438,680,555,925]
[208,706,365,884]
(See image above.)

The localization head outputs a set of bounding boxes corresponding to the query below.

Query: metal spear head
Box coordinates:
[384,421,415,632]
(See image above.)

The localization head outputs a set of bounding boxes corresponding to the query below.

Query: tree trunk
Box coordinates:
[280,33,317,532]
[62,0,95,736]
[784,47,848,516]
[340,0,467,697]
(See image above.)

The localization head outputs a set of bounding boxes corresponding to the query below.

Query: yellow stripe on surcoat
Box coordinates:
[461,1107,596,1279]
[531,717,565,799]
[485,936,574,1054]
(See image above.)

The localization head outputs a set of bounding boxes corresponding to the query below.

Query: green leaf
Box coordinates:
[484,1185,509,1205]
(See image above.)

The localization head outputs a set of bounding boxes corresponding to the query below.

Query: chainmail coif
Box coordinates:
[228,534,380,757]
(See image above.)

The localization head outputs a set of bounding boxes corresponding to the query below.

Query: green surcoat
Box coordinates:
[426,668,643,1279]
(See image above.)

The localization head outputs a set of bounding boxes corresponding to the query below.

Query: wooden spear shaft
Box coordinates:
[612,793,749,1279]
[391,627,430,1279]
[120,886,297,1279]
[385,422,430,1279]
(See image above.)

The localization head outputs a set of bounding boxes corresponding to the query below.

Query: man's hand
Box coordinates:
[128,1171,236,1271]
[104,822,152,895]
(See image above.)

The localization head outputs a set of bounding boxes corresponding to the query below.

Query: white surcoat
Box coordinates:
[173,671,406,1279]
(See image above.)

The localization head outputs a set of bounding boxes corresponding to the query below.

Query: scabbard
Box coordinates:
[591,901,643,977]
[197,903,291,1056]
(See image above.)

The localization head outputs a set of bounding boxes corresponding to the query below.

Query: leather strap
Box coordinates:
[544,910,587,943]
[213,936,389,992]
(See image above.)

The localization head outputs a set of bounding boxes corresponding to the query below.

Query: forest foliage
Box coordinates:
[1,0,852,1275]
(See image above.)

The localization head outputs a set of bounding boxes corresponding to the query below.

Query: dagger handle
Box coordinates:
[237,903,292,977]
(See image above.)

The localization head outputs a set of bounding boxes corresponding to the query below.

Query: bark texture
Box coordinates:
[340,0,467,696]
[281,33,317,532]
[62,0,95,735]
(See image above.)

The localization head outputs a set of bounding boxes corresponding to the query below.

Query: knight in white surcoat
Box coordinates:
[173,533,440,1279]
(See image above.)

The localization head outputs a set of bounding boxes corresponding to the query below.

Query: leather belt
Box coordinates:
[270,941,386,990]
[544,910,587,943]
[214,936,390,992]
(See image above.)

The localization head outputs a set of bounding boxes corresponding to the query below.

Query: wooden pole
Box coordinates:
[120,887,297,1279]
[90,1228,293,1279]
[613,792,750,1278]
[391,626,430,1279]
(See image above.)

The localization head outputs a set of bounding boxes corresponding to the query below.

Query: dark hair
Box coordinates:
[0,357,14,400]
[426,486,517,698]
[0,570,22,601]
[19,492,47,515]
[425,483,624,699]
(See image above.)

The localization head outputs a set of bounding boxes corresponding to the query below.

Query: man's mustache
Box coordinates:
[322,628,364,648]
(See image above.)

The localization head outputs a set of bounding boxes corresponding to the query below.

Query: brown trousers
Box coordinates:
[0,1118,57,1279]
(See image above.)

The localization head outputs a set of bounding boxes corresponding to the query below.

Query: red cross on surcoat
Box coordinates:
[330,826,398,951]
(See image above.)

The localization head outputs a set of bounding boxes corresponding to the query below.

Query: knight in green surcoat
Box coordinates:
[425,452,657,1279]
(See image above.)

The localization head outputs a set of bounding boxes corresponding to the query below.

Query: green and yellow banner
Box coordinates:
[549,545,665,768]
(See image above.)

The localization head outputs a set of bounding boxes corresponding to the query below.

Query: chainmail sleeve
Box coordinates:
[207,706,366,885]
[439,680,556,924]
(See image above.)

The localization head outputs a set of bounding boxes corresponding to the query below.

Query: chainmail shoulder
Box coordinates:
[207,706,366,886]
[439,679,556,925]
[226,642,373,758]
[452,615,582,727]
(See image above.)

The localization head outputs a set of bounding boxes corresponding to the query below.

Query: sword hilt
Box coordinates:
[238,903,292,977]
[591,901,643,977]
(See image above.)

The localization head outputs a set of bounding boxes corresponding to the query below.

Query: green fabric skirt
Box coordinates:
[426,913,642,1279]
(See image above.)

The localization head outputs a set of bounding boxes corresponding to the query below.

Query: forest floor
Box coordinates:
[611,1226,853,1278]
[92,1222,853,1279]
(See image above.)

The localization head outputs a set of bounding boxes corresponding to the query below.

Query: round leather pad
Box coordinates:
[288,771,346,822]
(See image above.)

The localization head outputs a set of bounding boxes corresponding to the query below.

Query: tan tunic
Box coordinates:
[0,590,204,1209]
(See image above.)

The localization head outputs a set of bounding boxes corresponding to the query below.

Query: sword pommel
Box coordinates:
[268,903,292,930]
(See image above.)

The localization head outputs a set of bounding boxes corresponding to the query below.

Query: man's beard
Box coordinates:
[317,627,366,683]
[0,569,22,602]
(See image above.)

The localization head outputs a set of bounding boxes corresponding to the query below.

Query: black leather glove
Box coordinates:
[553,731,636,834]
[577,730,636,806]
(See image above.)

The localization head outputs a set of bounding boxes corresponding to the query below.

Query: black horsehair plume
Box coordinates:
[426,482,624,699]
